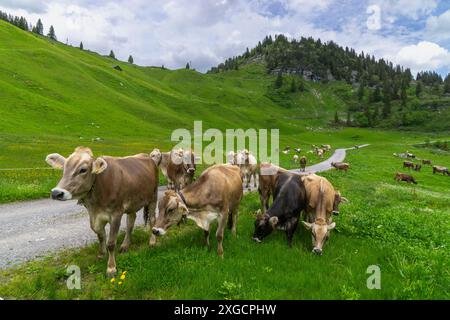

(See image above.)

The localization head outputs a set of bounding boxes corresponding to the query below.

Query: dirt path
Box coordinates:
[0,145,368,269]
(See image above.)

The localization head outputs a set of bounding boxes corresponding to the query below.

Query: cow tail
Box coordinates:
[143,205,149,226]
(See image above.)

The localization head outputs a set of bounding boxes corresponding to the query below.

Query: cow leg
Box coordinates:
[147,195,158,247]
[204,230,210,249]
[120,212,136,253]
[253,173,258,188]
[286,218,298,248]
[106,215,122,277]
[246,174,251,191]
[90,215,107,259]
[216,210,228,258]
[230,206,239,236]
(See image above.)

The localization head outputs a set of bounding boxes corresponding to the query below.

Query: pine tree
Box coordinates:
[128,55,134,64]
[372,86,381,102]
[109,50,116,59]
[185,62,190,69]
[415,81,422,97]
[274,71,283,89]
[34,18,44,35]
[444,74,450,94]
[358,81,365,101]
[290,78,297,93]
[79,42,83,50]
[401,81,408,106]
[47,25,56,40]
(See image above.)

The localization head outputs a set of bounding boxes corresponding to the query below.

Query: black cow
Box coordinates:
[253,172,307,247]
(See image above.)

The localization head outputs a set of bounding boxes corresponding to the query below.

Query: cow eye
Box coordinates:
[79,168,88,174]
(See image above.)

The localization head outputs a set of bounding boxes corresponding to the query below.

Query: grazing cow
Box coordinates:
[406,151,416,158]
[46,147,159,276]
[258,163,288,213]
[300,156,307,172]
[331,162,349,172]
[413,164,422,172]
[283,146,291,154]
[151,148,196,191]
[236,149,258,190]
[421,159,432,165]
[301,175,338,255]
[321,144,331,151]
[292,154,299,163]
[152,164,242,257]
[294,148,301,153]
[433,165,449,176]
[394,172,417,184]
[403,161,414,169]
[253,172,307,247]
[316,148,324,158]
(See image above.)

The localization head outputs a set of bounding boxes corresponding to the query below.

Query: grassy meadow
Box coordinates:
[0,21,449,300]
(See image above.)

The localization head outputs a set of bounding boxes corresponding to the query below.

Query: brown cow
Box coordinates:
[235,149,258,190]
[301,175,338,255]
[403,161,414,169]
[152,164,243,257]
[433,165,449,176]
[300,156,307,172]
[46,147,158,276]
[258,163,288,213]
[394,172,417,184]
[151,148,196,191]
[331,162,349,172]
[422,159,432,165]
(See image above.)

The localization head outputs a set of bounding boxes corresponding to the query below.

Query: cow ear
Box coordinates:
[45,153,66,169]
[269,216,278,228]
[177,201,189,215]
[340,197,349,203]
[328,222,336,230]
[92,157,108,174]
[302,221,312,230]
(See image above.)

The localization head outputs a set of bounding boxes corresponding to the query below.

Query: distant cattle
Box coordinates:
[331,162,349,172]
[413,164,422,172]
[403,161,414,169]
[321,144,331,151]
[406,151,416,158]
[294,148,301,153]
[46,147,159,276]
[292,154,299,163]
[316,148,324,158]
[151,148,196,191]
[253,172,307,247]
[300,156,307,172]
[421,159,432,165]
[433,166,449,176]
[152,164,242,257]
[394,172,417,184]
[282,146,291,154]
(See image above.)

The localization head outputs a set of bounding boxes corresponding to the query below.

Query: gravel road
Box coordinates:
[0,145,368,269]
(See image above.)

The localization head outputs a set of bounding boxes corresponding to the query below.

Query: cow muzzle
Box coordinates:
[187,168,195,174]
[152,227,166,236]
[312,247,323,255]
[51,188,72,201]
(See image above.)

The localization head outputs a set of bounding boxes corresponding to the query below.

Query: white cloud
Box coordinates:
[393,41,450,74]
[426,9,450,40]
[377,0,437,21]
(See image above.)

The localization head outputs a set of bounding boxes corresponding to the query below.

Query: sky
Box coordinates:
[1,0,449,76]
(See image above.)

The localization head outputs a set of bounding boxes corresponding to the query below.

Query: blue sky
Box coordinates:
[1,0,449,76]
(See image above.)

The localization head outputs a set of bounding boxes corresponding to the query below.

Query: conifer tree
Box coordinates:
[79,42,83,50]
[128,55,134,64]
[47,25,56,40]
[109,50,116,59]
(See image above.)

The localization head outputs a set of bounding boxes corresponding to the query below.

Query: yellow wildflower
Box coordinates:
[120,274,126,280]
[110,278,116,283]
[118,281,123,286]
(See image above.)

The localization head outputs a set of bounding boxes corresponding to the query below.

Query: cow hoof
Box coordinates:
[106,267,117,278]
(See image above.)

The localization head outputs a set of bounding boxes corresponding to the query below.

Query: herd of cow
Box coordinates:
[45,146,346,276]
[394,151,449,185]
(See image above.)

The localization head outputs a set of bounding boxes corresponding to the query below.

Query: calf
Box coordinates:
[331,162,349,172]
[253,172,307,247]
[403,161,414,169]
[394,172,417,184]
[433,165,449,176]
[300,156,307,172]
[46,147,158,276]
[301,175,338,255]
[152,164,242,257]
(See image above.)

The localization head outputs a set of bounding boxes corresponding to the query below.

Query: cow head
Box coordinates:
[150,148,162,166]
[152,190,188,236]
[302,218,335,255]
[171,148,196,175]
[45,147,107,201]
[252,210,278,242]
